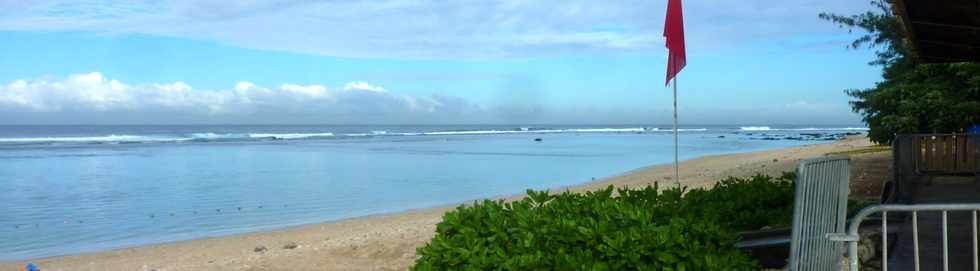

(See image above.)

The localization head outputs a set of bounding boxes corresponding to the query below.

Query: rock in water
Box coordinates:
[534,138,543,142]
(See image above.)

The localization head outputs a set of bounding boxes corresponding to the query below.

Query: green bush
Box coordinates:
[414,174,798,270]
[681,172,796,231]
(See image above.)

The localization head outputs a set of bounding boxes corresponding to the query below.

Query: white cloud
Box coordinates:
[0,72,476,120]
[0,72,863,124]
[0,0,873,58]
[280,83,331,100]
[343,81,386,92]
[234,81,257,92]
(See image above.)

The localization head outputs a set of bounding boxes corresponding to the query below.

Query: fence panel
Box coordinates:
[789,157,850,271]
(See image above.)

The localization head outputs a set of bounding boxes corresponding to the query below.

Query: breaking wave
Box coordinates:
[248,133,335,139]
[0,135,181,143]
[420,127,648,135]
[739,126,868,131]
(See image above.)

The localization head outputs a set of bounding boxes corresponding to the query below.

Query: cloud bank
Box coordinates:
[0,72,480,124]
[0,73,863,125]
[0,0,870,59]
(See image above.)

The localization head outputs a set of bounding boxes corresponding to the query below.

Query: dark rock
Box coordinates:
[254,245,268,253]
[283,242,299,249]
[534,138,542,142]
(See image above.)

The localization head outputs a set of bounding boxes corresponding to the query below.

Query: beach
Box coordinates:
[0,135,888,271]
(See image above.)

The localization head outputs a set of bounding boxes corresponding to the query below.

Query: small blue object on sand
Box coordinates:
[25,263,39,271]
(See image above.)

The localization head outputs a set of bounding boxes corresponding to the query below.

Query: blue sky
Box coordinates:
[0,0,881,125]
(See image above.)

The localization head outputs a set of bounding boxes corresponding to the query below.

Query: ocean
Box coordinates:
[0,124,866,260]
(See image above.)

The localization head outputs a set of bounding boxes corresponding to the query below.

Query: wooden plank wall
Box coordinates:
[913,134,980,174]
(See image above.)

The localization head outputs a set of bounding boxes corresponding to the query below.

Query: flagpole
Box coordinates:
[672,76,679,186]
[665,0,684,186]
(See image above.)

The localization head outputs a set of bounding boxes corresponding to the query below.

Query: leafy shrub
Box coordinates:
[681,173,796,231]
[413,173,799,270]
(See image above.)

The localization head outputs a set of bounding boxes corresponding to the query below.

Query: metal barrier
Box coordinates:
[789,157,851,271]
[829,204,980,271]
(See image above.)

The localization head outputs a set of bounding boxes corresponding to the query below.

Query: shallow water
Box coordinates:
[0,125,864,260]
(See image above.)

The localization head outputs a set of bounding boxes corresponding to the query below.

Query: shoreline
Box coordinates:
[1,136,876,271]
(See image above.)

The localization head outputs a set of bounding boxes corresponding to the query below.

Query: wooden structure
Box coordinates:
[888,134,980,203]
[861,134,980,271]
[826,2,980,270]
[742,2,980,269]
[892,0,980,63]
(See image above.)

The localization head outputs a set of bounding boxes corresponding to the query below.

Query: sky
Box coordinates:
[0,0,883,125]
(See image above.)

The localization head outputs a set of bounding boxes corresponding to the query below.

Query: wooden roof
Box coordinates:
[892,0,980,63]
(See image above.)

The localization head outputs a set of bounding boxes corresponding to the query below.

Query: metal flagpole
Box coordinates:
[673,76,679,186]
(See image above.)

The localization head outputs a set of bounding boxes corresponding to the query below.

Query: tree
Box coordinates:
[820,0,980,144]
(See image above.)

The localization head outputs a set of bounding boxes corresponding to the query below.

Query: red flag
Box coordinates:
[664,0,686,86]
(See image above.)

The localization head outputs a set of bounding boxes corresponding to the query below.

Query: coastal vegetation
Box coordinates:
[820,0,980,144]
[413,173,797,270]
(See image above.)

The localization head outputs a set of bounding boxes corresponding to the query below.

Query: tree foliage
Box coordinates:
[820,1,980,144]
